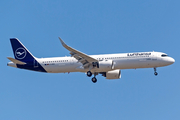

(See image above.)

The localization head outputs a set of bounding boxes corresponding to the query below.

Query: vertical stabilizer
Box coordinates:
[10,38,35,62]
[9,38,46,72]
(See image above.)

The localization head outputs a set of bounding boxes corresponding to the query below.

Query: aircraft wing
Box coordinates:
[59,37,98,68]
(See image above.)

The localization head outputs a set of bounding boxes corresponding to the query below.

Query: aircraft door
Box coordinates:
[152,52,157,61]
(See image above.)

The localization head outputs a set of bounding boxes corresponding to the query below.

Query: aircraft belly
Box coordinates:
[114,59,161,69]
[42,63,80,73]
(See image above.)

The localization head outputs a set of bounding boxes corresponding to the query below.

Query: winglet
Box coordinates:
[59,37,64,45]
[59,37,68,48]
[7,57,26,65]
[58,37,74,51]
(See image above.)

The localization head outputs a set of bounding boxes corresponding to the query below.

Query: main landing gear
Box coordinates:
[87,71,97,83]
[154,68,158,76]
[87,71,92,77]
[92,77,97,83]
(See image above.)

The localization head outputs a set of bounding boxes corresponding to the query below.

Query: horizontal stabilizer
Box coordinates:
[7,57,26,65]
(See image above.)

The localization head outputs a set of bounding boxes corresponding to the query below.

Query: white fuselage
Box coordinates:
[35,51,174,73]
[7,38,175,82]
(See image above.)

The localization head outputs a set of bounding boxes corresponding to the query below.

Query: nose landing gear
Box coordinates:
[154,68,158,76]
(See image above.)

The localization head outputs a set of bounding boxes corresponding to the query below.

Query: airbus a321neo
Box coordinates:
[7,38,175,83]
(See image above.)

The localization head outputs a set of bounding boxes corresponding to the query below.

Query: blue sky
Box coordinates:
[1,0,180,120]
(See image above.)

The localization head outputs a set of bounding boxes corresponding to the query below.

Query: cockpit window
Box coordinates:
[161,54,168,57]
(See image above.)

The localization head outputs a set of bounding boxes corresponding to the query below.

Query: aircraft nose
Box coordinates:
[168,57,175,64]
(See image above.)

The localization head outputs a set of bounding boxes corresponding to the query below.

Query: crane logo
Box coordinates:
[15,48,27,59]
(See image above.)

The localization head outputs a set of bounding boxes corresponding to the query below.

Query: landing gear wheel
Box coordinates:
[92,77,97,83]
[154,68,158,76]
[87,71,92,77]
[154,72,158,76]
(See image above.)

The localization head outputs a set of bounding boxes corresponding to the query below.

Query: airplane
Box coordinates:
[7,38,175,83]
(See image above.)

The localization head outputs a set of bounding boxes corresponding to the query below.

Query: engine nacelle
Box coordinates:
[106,69,121,79]
[97,60,114,71]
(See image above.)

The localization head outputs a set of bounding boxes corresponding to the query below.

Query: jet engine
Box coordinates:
[101,69,121,79]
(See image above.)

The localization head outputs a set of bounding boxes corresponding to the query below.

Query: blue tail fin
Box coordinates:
[10,38,35,62]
